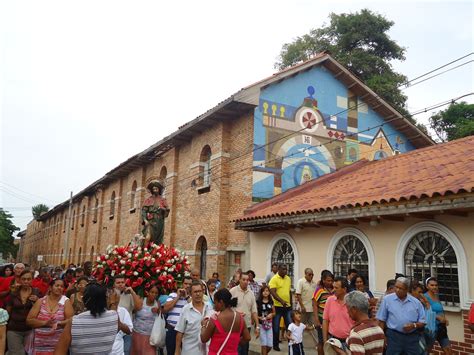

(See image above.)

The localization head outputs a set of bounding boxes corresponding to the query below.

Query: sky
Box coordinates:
[1,0,473,234]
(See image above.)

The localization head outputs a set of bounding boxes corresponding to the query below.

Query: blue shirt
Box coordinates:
[376,293,426,333]
[424,293,444,325]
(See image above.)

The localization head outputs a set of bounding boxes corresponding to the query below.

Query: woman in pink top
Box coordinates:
[27,278,74,355]
[201,289,251,355]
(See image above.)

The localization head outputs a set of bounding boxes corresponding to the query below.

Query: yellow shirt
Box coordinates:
[268,274,291,307]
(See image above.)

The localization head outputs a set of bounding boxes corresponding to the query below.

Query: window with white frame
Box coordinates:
[271,239,295,285]
[404,230,459,307]
[333,234,369,282]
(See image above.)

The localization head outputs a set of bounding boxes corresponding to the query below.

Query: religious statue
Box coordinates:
[141,180,170,245]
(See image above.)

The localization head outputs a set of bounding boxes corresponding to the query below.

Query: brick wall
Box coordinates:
[429,310,473,355]
[21,112,255,281]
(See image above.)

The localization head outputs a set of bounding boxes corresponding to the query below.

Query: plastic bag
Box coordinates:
[425,308,437,339]
[149,313,166,348]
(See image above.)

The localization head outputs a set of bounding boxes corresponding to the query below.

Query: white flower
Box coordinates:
[112,251,118,255]
[133,271,139,276]
[162,272,167,276]
[167,279,172,283]
[120,260,126,265]
[121,270,126,275]
[127,253,132,258]
[111,270,115,276]
[144,248,148,252]
[137,247,142,252]
[151,258,155,262]
[105,255,109,260]
[184,271,190,277]
[96,257,101,262]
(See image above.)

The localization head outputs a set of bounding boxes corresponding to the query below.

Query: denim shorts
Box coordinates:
[260,327,273,347]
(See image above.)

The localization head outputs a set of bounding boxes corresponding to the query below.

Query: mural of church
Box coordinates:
[252,65,411,201]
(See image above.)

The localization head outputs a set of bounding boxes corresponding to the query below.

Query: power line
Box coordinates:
[403,52,473,85]
[207,92,474,187]
[166,53,474,190]
[0,180,57,204]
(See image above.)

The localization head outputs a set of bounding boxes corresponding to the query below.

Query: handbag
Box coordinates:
[149,312,166,348]
[217,310,237,355]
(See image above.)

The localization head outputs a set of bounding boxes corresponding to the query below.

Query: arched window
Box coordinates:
[130,180,137,212]
[333,234,369,283]
[93,198,99,223]
[78,247,82,264]
[159,167,167,197]
[71,210,76,230]
[271,238,295,285]
[90,246,95,261]
[63,214,67,232]
[196,236,207,279]
[81,205,86,227]
[110,191,116,219]
[397,222,470,309]
[404,231,459,306]
[69,248,72,262]
[199,145,212,188]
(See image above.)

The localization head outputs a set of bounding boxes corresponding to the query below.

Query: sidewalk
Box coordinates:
[249,332,319,355]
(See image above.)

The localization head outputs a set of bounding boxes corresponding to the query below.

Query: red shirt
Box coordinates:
[31,278,50,297]
[0,276,14,307]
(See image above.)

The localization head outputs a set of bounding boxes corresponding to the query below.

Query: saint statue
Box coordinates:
[141,180,170,245]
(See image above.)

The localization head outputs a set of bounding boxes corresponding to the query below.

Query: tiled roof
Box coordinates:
[237,136,474,222]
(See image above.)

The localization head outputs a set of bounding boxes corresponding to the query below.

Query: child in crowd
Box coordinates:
[257,285,275,355]
[286,310,314,355]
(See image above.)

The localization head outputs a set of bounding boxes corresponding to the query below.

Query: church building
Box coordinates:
[22,52,433,283]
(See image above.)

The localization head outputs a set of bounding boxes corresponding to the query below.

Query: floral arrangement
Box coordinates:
[93,241,190,296]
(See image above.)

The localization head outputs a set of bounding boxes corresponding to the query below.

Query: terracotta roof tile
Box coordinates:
[238,136,474,222]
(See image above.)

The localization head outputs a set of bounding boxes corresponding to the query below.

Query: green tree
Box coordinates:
[0,208,19,260]
[429,102,474,142]
[32,203,49,220]
[276,9,414,122]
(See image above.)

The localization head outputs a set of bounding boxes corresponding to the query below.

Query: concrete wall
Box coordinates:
[249,214,473,343]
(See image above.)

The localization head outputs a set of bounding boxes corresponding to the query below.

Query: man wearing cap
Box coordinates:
[141,179,170,245]
[377,277,426,354]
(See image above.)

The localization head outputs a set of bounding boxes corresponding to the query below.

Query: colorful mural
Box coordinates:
[252,65,414,202]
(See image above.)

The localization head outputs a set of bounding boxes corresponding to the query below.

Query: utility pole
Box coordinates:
[64,191,73,265]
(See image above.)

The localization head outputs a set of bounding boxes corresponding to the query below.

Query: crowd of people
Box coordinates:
[0,261,473,355]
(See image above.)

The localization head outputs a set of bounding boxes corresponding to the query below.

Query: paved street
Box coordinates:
[249,332,319,355]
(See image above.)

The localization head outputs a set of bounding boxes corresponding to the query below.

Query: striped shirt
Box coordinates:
[165,292,189,328]
[70,310,118,355]
[346,319,385,355]
[313,287,333,320]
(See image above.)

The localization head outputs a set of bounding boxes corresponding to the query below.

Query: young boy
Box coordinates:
[286,310,314,355]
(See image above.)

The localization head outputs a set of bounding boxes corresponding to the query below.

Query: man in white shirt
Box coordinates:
[108,291,133,355]
[230,273,260,355]
[295,268,317,344]
[175,281,212,355]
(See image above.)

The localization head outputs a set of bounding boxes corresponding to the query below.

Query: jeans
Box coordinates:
[123,334,132,355]
[273,306,291,348]
[386,328,424,355]
[165,327,177,355]
[237,327,251,355]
